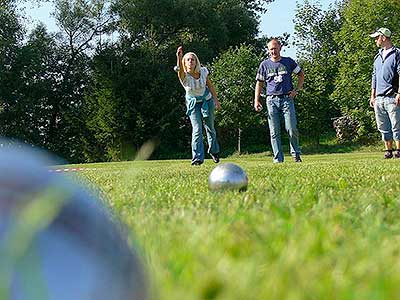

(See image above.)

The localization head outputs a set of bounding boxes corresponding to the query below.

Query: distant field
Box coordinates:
[70,152,400,300]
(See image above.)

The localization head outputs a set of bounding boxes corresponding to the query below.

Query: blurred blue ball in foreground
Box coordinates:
[208,163,248,191]
[0,142,148,300]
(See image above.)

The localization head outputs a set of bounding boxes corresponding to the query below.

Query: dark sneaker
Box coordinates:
[294,154,302,163]
[384,150,393,159]
[394,150,400,159]
[210,153,220,163]
[191,161,203,166]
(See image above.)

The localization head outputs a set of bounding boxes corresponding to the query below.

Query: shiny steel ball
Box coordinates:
[208,163,248,191]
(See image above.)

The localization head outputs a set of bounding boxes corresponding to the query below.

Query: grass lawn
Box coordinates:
[70,151,400,300]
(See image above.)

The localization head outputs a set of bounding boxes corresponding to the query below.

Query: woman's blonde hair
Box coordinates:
[182,52,201,73]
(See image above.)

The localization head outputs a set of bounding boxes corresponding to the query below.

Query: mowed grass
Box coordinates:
[70,152,400,300]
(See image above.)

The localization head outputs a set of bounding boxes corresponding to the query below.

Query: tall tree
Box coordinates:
[83,0,275,161]
[0,0,25,138]
[7,25,59,146]
[211,44,263,154]
[44,0,115,160]
[1,0,116,161]
[293,0,342,144]
[333,0,400,141]
[113,0,273,58]
[53,0,114,55]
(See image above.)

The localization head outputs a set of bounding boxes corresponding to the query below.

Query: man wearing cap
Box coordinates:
[254,38,304,163]
[370,27,400,159]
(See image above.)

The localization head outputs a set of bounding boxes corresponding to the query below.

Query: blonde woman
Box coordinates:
[175,46,221,165]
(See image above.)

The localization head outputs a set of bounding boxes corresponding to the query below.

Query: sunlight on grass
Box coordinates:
[70,152,400,300]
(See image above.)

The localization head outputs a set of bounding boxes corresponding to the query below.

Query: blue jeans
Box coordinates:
[374,95,400,141]
[266,95,301,163]
[188,100,220,163]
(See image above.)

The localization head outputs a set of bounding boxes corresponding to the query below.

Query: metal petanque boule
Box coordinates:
[208,163,248,191]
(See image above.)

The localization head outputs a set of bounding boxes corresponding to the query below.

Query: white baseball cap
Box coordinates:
[370,27,392,38]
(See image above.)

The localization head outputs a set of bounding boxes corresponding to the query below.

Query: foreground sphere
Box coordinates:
[0,141,148,300]
[208,163,248,191]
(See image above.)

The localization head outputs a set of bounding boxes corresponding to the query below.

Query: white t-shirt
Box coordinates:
[182,67,212,99]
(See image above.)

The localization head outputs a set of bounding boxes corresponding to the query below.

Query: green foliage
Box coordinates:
[0,1,23,55]
[0,0,24,125]
[333,0,400,140]
[1,0,277,162]
[0,10,78,155]
[345,108,379,143]
[11,0,400,159]
[211,44,264,151]
[71,152,400,300]
[113,0,273,60]
[4,25,59,145]
[84,43,189,161]
[83,0,273,161]
[0,1,118,162]
[85,83,120,160]
[293,1,342,144]
[53,0,114,53]
[292,0,400,143]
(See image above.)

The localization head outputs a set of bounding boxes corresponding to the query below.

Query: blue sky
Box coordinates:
[22,0,335,58]
[260,0,334,57]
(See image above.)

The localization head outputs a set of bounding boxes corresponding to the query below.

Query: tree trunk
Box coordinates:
[238,127,241,155]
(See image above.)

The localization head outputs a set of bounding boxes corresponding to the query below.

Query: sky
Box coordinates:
[259,0,334,57]
[21,0,336,58]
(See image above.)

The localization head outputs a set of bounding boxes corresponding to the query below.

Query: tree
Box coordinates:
[292,0,342,144]
[333,0,400,142]
[53,0,115,55]
[114,0,273,50]
[211,44,263,154]
[6,25,59,146]
[1,0,116,162]
[0,18,90,162]
[0,0,26,138]
[83,0,276,161]
[36,0,115,160]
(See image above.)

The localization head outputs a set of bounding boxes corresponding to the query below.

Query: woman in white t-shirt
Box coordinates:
[175,46,221,165]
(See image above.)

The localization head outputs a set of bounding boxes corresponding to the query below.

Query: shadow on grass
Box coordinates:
[221,139,383,159]
[301,142,365,154]
[151,134,383,160]
[300,135,382,155]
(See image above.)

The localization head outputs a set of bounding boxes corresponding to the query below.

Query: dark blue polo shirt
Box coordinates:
[256,57,301,96]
